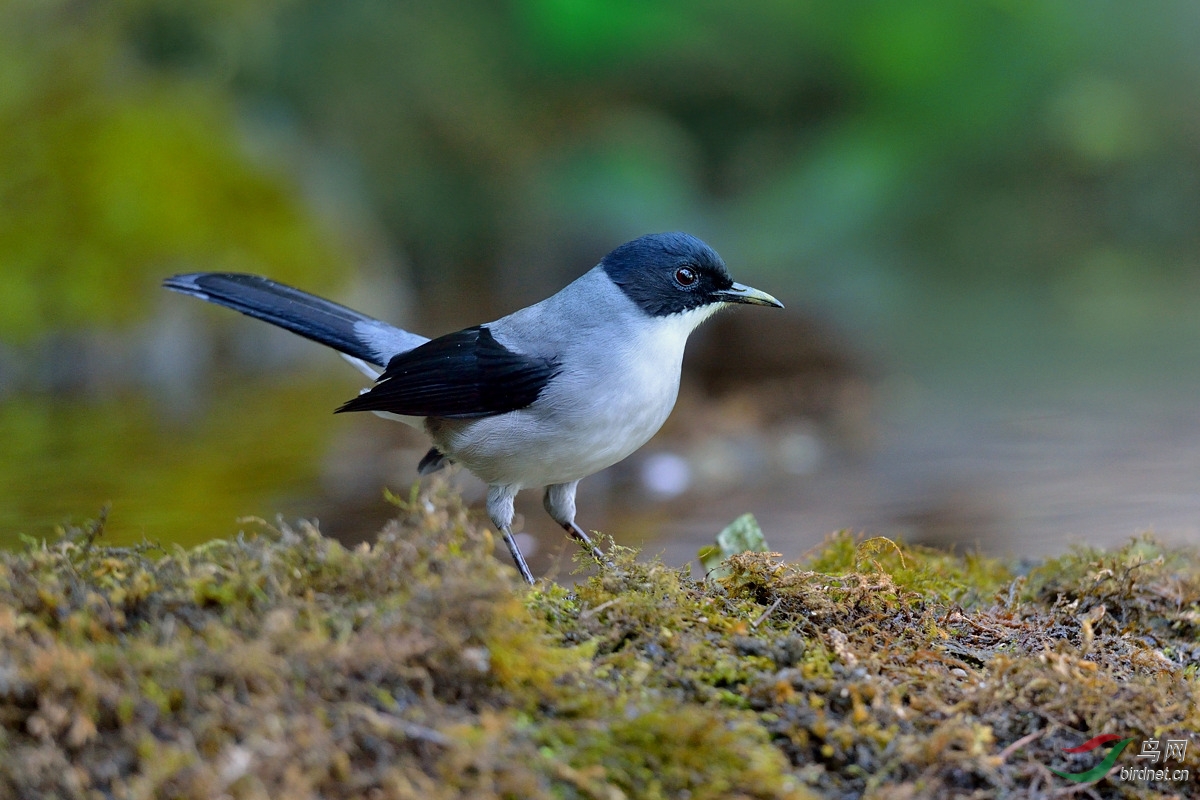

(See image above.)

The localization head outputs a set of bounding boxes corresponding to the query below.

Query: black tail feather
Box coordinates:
[163,272,409,367]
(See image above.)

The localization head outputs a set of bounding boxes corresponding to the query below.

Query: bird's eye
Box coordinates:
[674,266,698,287]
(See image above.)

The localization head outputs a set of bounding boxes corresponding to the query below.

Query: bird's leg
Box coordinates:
[544,482,613,567]
[499,526,535,585]
[487,484,535,584]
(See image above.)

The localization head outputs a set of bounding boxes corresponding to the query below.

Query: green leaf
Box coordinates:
[699,513,768,579]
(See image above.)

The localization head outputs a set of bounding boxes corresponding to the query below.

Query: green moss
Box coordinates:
[801,531,1014,605]
[0,487,1197,798]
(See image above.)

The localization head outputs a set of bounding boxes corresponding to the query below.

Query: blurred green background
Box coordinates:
[4,0,1200,562]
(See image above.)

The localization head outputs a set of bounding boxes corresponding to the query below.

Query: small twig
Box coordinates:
[751,597,782,629]
[396,719,453,746]
[351,705,452,746]
[997,728,1044,762]
[950,610,1005,637]
[1051,778,1104,798]
[857,536,906,570]
[579,598,619,621]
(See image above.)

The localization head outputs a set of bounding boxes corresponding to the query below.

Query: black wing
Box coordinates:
[335,326,559,418]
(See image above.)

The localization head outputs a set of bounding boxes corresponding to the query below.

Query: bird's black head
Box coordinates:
[601,232,782,317]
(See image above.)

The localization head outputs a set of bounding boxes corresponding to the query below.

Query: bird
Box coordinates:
[163,232,783,583]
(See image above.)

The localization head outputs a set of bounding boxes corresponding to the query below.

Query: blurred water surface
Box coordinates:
[0,377,350,549]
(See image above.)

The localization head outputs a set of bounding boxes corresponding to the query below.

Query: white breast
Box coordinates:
[430,292,722,489]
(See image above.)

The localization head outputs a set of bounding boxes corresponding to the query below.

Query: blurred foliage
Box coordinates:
[243,0,1200,326]
[6,0,1200,333]
[4,0,1195,335]
[0,0,346,342]
[6,0,1200,548]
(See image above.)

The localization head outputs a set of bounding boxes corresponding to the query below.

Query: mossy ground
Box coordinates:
[0,485,1197,799]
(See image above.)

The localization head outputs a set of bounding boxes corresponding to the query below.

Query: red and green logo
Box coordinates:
[1052,734,1135,783]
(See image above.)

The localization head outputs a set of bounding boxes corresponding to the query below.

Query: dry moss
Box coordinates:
[0,488,1197,799]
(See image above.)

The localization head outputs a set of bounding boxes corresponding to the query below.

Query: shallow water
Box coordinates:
[0,377,349,549]
[5,350,1200,577]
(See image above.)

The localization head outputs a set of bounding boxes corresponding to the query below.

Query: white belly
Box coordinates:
[430,355,679,487]
[429,305,716,488]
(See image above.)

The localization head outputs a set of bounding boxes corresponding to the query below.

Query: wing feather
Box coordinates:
[335,326,558,418]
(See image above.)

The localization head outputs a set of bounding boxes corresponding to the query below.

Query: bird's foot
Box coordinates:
[564,522,615,569]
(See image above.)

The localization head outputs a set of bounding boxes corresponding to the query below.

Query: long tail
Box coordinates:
[163,273,428,367]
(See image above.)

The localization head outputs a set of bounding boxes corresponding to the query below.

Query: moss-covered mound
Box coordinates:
[0,487,1197,799]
